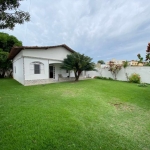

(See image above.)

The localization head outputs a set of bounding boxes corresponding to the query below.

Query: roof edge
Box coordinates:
[8,44,75,60]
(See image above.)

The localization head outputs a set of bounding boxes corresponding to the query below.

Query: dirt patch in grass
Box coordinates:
[110,102,134,111]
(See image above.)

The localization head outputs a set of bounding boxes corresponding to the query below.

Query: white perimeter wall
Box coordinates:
[87,67,150,83]
[24,57,49,80]
[13,51,24,84]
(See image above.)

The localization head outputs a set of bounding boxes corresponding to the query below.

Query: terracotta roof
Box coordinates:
[8,44,75,59]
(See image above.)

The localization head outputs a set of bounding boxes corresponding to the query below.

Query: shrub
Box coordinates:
[129,73,141,83]
[94,76,102,79]
[138,83,147,87]
[108,77,113,80]
[94,76,113,80]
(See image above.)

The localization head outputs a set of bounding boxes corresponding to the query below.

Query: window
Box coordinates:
[66,70,69,73]
[34,64,40,74]
[30,61,44,75]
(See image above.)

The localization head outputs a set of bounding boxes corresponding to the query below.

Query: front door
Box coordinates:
[49,66,54,78]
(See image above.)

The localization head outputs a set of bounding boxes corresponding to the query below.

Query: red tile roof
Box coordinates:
[8,44,75,59]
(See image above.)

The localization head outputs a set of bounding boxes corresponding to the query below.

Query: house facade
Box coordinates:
[106,59,126,65]
[8,44,83,86]
[128,60,143,66]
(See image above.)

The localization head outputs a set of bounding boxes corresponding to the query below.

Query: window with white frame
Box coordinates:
[34,64,40,74]
[30,62,44,75]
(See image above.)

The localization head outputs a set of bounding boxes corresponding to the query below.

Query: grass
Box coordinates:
[0,79,150,150]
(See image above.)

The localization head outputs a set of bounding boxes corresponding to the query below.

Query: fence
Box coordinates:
[86,66,150,84]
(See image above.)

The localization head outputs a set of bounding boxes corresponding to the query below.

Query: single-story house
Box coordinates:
[8,44,85,86]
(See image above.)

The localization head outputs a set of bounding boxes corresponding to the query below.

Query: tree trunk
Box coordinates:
[74,70,81,81]
[0,70,5,78]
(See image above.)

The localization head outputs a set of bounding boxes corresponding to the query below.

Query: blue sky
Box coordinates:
[1,0,150,63]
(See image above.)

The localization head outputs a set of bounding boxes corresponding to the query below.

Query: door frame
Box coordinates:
[49,65,55,79]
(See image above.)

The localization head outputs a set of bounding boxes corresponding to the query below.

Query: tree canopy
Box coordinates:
[0,32,22,52]
[146,43,150,61]
[97,60,105,64]
[137,42,150,64]
[0,0,30,29]
[0,32,22,78]
[61,52,95,81]
[0,50,12,78]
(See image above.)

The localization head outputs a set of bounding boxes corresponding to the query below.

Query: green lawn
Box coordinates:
[0,79,150,150]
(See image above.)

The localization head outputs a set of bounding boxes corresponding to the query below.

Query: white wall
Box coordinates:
[13,52,24,84]
[23,47,72,61]
[24,57,49,80]
[87,67,150,83]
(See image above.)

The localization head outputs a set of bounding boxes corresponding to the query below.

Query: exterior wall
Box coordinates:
[60,69,75,78]
[24,79,58,86]
[24,57,49,80]
[87,67,150,83]
[13,51,24,84]
[23,47,72,61]
[12,47,83,86]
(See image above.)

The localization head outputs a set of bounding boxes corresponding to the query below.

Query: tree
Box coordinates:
[0,32,22,52]
[146,43,150,62]
[0,50,12,78]
[108,61,122,80]
[60,52,95,81]
[137,54,143,63]
[0,32,22,78]
[0,0,30,29]
[97,60,105,64]
[137,42,150,64]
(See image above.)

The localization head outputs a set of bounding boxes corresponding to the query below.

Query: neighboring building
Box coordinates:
[106,59,126,65]
[128,60,143,66]
[8,44,83,86]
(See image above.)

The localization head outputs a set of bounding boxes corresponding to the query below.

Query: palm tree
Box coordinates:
[61,52,95,81]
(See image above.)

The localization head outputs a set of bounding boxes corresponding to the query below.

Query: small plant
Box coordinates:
[129,73,140,83]
[138,83,147,87]
[108,61,122,80]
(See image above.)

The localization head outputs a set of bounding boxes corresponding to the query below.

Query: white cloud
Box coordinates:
[2,0,150,62]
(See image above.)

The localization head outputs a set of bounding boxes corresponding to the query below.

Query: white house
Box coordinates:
[8,44,84,86]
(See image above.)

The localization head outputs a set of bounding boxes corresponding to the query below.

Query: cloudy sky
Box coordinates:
[2,0,150,62]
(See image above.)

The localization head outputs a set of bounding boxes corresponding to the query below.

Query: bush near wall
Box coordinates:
[129,73,141,83]
[94,76,114,80]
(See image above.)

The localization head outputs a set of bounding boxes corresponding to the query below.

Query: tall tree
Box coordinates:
[0,32,22,78]
[137,42,150,64]
[146,43,150,62]
[97,60,105,64]
[0,0,30,29]
[61,52,95,81]
[0,50,12,78]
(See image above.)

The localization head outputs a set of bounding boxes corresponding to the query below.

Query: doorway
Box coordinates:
[49,65,54,78]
